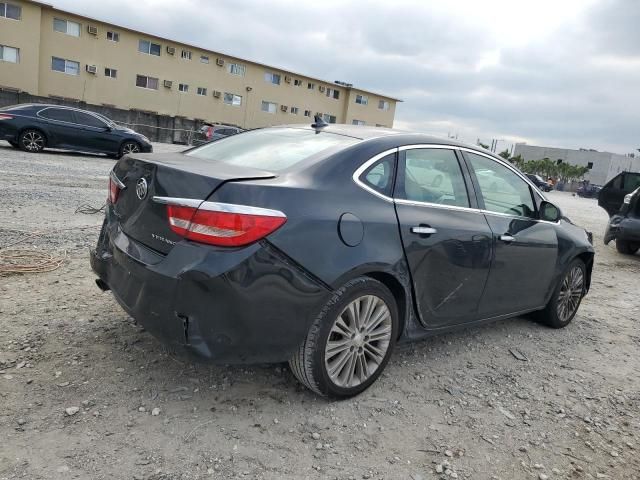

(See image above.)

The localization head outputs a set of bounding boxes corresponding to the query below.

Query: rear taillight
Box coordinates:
[165,201,286,247]
[0,114,14,120]
[108,171,125,204]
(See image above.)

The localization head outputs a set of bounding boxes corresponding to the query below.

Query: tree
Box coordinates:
[498,149,510,160]
[477,141,489,149]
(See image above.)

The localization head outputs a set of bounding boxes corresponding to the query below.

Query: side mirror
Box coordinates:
[540,201,561,222]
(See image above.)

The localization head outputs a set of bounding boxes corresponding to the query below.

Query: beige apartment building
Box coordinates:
[0,0,400,129]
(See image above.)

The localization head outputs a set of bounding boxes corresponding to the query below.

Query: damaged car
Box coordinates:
[91,121,595,397]
[599,171,640,255]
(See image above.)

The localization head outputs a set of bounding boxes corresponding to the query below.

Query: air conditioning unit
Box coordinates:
[85,64,97,74]
[318,85,326,92]
[284,76,292,83]
[166,46,175,55]
[213,90,221,98]
[281,105,288,112]
[216,58,225,67]
[163,80,173,88]
[87,25,98,35]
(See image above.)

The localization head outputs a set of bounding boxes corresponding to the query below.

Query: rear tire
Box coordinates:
[18,129,46,153]
[117,141,141,159]
[289,277,398,398]
[535,258,586,329]
[615,239,640,255]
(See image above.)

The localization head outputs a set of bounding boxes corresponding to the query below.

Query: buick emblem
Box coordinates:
[136,178,148,200]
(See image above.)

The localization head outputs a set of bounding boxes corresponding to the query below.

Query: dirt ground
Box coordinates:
[1,141,639,480]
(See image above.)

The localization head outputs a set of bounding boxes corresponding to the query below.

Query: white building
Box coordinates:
[513,144,640,186]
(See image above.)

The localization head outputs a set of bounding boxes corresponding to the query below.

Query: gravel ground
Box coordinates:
[1,141,639,480]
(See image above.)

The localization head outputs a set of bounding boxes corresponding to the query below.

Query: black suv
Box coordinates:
[0,104,152,158]
[598,171,640,255]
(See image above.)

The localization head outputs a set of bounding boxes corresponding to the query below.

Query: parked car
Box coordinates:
[598,171,640,255]
[0,104,152,158]
[91,122,594,397]
[191,124,243,146]
[526,173,553,192]
[576,183,602,198]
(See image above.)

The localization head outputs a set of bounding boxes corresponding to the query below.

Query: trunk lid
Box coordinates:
[111,152,275,254]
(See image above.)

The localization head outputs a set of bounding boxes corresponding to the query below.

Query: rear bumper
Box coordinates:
[604,215,640,244]
[91,216,329,364]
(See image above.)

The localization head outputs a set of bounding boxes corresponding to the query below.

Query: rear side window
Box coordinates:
[186,128,359,172]
[397,148,469,207]
[39,108,74,123]
[466,152,536,218]
[360,153,395,196]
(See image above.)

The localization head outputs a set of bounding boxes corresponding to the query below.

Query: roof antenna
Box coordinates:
[311,114,328,132]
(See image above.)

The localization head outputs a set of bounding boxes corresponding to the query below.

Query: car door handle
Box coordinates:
[411,226,437,235]
[499,234,515,243]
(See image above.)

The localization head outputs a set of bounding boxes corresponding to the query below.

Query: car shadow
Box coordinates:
[0,142,112,159]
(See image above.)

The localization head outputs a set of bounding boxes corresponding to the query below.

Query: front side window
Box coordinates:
[264,72,281,85]
[136,74,158,90]
[224,93,242,106]
[378,100,390,111]
[178,83,189,93]
[73,111,106,128]
[261,101,277,113]
[398,149,469,208]
[53,18,80,37]
[196,87,207,96]
[138,39,161,56]
[466,152,536,218]
[186,128,359,172]
[361,153,395,196]
[0,45,19,63]
[227,63,246,76]
[355,95,368,105]
[51,56,79,75]
[1,2,21,19]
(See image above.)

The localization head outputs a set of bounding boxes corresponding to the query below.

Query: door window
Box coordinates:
[40,108,74,123]
[397,148,469,207]
[73,111,107,128]
[466,152,536,218]
[360,153,395,196]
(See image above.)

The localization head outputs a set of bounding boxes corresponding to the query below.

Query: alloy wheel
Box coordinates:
[324,294,392,388]
[557,265,584,322]
[122,142,140,155]
[22,131,44,152]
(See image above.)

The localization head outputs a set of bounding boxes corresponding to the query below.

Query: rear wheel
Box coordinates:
[19,129,46,153]
[118,141,141,159]
[615,239,640,255]
[535,258,586,329]
[289,277,398,398]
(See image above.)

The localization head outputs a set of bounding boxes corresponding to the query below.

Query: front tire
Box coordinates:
[289,277,398,398]
[536,258,586,329]
[117,141,141,159]
[616,239,640,255]
[18,129,46,153]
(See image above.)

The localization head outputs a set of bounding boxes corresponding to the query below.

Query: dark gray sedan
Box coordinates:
[91,122,594,397]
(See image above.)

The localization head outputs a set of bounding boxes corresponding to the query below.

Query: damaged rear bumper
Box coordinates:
[90,219,330,364]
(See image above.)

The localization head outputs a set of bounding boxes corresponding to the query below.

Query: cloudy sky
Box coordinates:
[54,0,638,154]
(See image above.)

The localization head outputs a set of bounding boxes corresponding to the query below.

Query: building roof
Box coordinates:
[28,0,402,102]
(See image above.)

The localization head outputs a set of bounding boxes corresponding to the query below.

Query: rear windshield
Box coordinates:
[185,128,359,172]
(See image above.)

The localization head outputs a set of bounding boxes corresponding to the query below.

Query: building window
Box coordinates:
[0,45,19,63]
[196,87,207,96]
[261,101,277,113]
[264,72,281,85]
[352,119,365,126]
[323,114,337,124]
[294,79,302,86]
[326,88,340,100]
[51,57,79,75]
[104,67,117,78]
[355,95,368,105]
[138,39,161,56]
[307,83,315,90]
[136,74,159,90]
[53,18,81,37]
[106,31,120,42]
[290,107,299,115]
[0,2,21,20]
[587,162,593,170]
[304,110,312,117]
[200,55,209,64]
[227,63,246,76]
[224,93,242,106]
[378,100,390,111]
[181,50,192,60]
[178,83,189,93]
